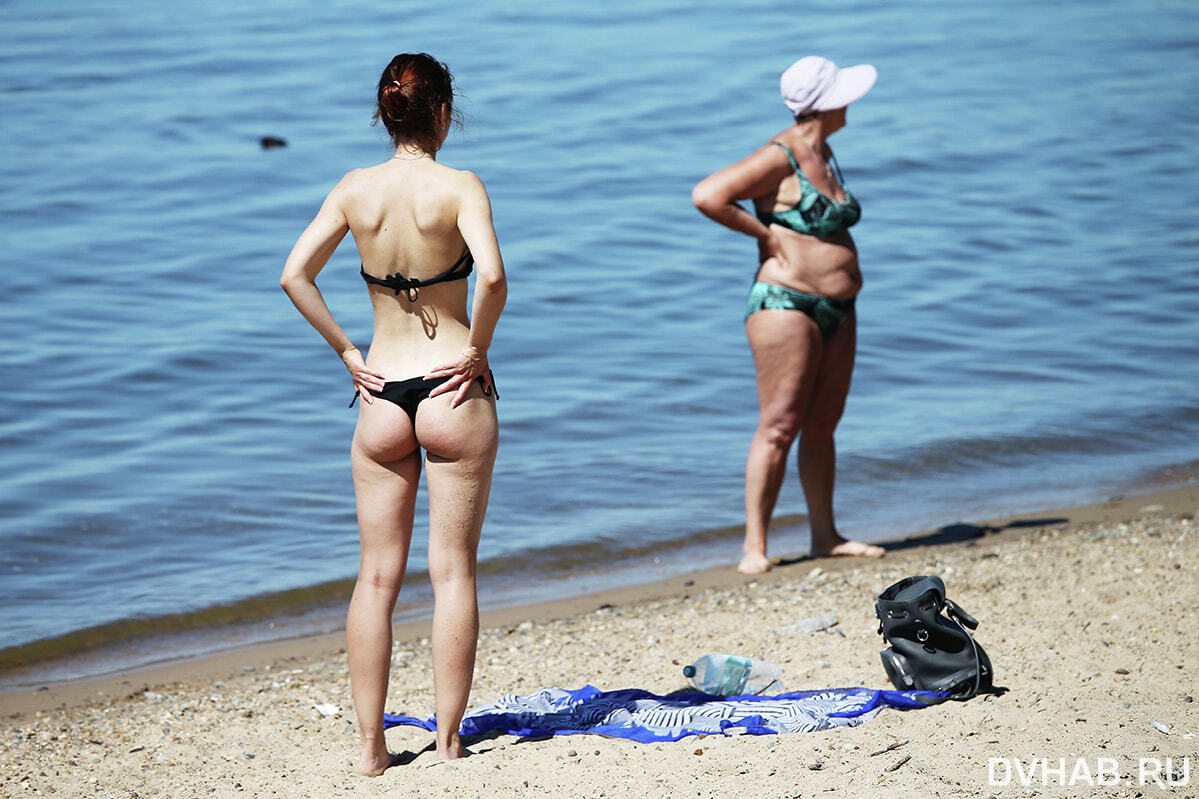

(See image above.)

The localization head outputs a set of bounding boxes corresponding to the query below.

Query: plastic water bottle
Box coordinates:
[682,654,785,696]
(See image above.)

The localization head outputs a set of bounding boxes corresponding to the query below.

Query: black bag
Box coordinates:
[875,575,993,701]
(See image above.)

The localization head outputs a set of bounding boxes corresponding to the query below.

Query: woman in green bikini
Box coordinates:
[692,56,885,574]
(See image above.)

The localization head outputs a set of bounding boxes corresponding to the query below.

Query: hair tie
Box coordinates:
[392,80,403,89]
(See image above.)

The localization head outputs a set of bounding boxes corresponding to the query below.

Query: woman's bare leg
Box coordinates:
[347,401,420,776]
[798,313,883,558]
[743,309,822,573]
[416,386,498,758]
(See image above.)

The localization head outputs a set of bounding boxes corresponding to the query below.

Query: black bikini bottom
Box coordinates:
[349,373,496,423]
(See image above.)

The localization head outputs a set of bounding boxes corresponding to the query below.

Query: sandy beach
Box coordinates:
[3,485,1196,799]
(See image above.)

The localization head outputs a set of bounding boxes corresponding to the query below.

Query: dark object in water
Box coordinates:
[260,136,288,149]
[875,575,994,701]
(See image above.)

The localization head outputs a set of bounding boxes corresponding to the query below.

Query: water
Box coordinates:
[2,0,1197,687]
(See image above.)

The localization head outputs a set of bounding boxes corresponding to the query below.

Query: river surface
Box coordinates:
[1,0,1196,687]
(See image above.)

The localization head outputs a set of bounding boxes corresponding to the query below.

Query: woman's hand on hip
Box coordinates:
[757,225,789,269]
[425,345,491,408]
[342,347,386,405]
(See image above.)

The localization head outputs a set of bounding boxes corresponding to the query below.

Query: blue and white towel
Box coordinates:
[383,685,942,743]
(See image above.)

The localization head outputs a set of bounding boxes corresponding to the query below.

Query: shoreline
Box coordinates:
[3,466,1186,698]
[0,516,781,692]
[6,481,1195,720]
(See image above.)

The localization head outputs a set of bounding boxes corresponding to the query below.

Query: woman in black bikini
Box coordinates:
[281,53,506,772]
[692,56,883,574]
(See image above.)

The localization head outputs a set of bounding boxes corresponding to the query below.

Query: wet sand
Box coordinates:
[3,485,1196,798]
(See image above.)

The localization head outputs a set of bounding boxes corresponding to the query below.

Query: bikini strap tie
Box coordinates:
[359,249,472,303]
[358,267,424,301]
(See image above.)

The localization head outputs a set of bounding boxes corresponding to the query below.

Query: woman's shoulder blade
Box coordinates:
[328,167,370,200]
[443,165,485,190]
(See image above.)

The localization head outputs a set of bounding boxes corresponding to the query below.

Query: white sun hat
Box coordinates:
[780,56,878,116]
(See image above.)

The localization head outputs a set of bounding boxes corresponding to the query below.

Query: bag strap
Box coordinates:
[944,615,985,699]
[945,598,979,630]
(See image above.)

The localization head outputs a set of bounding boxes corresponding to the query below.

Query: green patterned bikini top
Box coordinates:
[756,142,860,238]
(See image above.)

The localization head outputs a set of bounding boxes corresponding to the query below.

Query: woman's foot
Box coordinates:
[812,536,885,558]
[436,736,470,760]
[354,747,397,777]
[737,551,773,574]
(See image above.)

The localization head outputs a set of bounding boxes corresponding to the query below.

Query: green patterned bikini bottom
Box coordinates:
[744,282,855,340]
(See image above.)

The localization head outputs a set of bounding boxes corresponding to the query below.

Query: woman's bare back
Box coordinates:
[336,160,481,377]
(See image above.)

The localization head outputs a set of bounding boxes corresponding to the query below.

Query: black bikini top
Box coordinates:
[360,248,473,301]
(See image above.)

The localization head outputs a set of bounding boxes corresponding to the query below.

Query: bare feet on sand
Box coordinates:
[739,535,883,573]
[355,750,398,777]
[737,552,773,574]
[437,740,470,760]
[812,537,885,558]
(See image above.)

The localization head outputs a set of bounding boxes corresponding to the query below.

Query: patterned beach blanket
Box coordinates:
[383,685,942,743]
